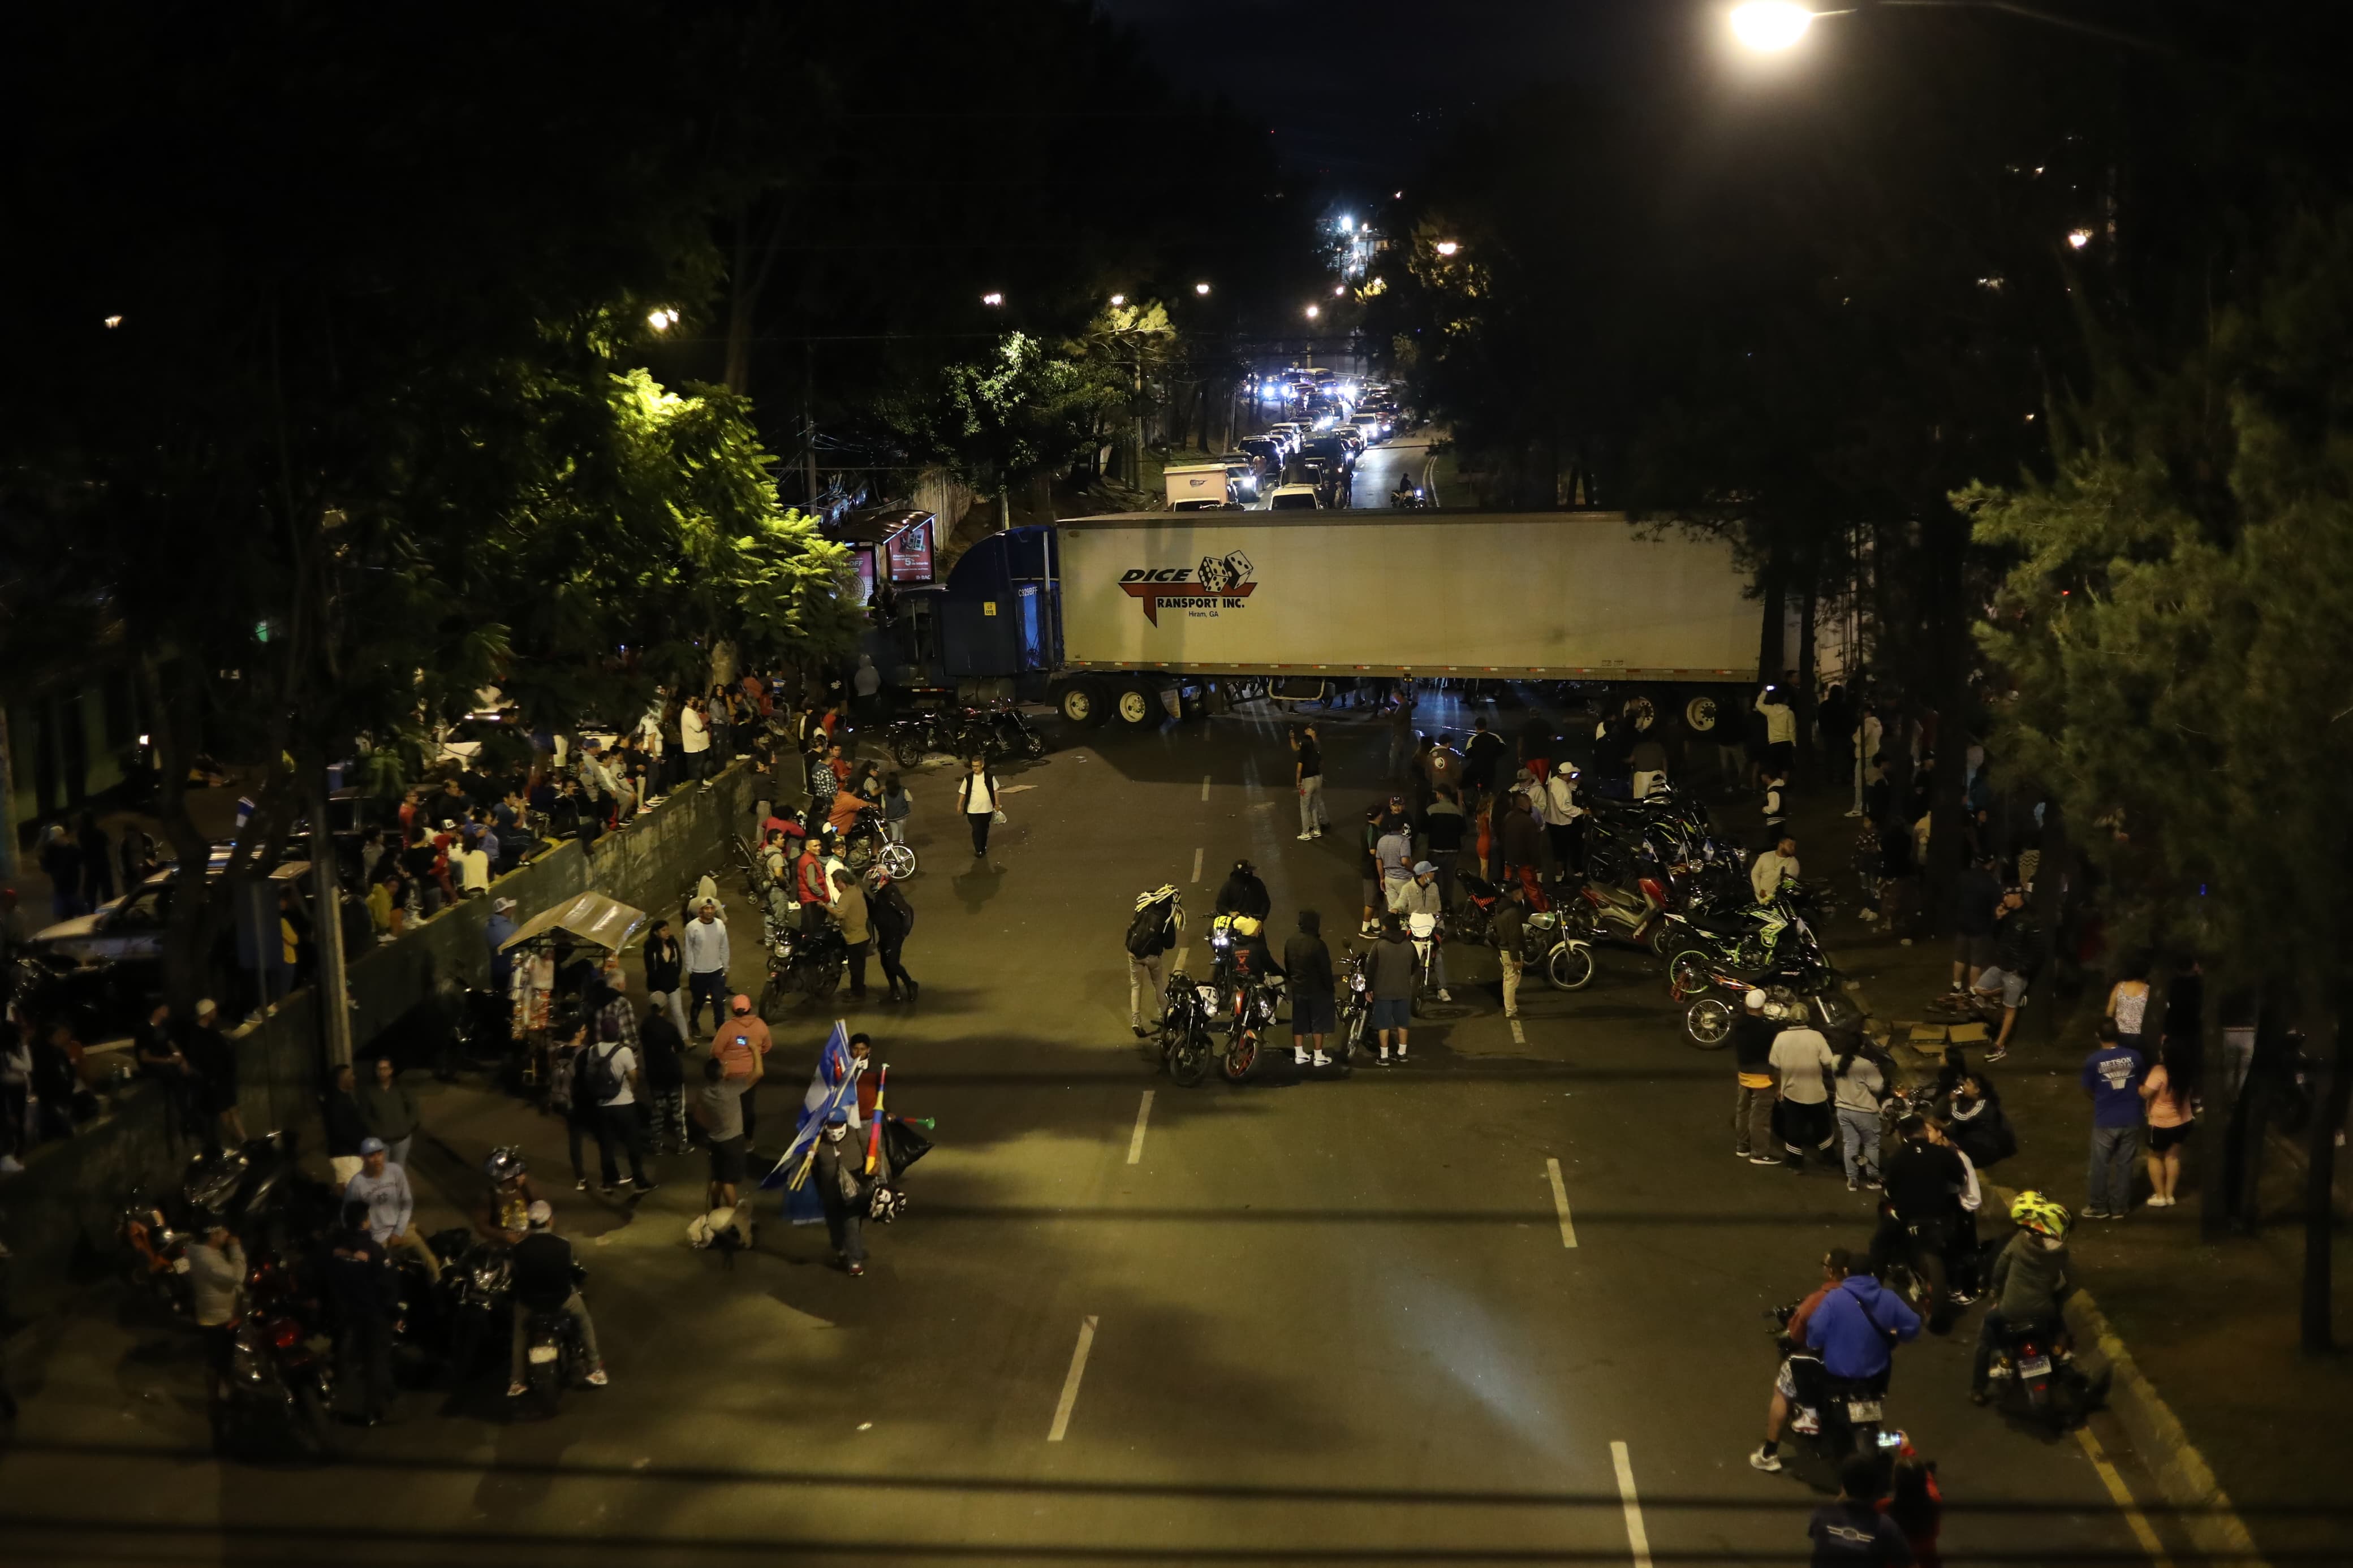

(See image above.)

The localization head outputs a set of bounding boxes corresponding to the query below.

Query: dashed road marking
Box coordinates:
[2075,1426,2175,1567]
[1510,1017,1526,1046]
[1047,1316,1100,1442]
[1191,847,1204,884]
[1546,1157,1579,1249]
[1609,1441,1652,1568]
[1200,773,1212,802]
[1126,1090,1154,1165]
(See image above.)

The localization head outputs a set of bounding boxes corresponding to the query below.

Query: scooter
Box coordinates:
[1565,872,1679,958]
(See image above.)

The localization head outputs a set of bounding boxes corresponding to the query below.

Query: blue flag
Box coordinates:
[759,1021,855,1195]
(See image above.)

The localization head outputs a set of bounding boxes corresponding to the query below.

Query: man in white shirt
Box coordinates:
[456,833,493,897]
[1768,1022,1836,1171]
[582,1020,656,1196]
[1754,686,1797,777]
[680,900,731,1036]
[1752,835,1800,906]
[1539,766,1584,876]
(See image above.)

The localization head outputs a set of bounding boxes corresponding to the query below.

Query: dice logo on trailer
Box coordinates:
[1118,550,1258,625]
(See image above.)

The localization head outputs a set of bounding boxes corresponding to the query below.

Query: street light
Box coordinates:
[1195,282,1212,296]
[1434,240,1460,257]
[1729,2,1818,51]
[1110,293,1126,306]
[981,292,1005,306]
[102,314,123,329]
[1304,304,1321,320]
[647,307,679,331]
[2066,227,2093,249]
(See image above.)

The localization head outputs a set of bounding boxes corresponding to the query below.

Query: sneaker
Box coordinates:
[1377,1051,1391,1065]
[1436,989,1451,1003]
[1748,1446,1783,1473]
[575,1178,590,1192]
[507,1381,527,1398]
[1846,1178,1859,1193]
[1293,1048,1309,1065]
[1984,1047,2009,1063]
[1395,1048,1408,1061]
[617,1176,634,1188]
[0,1155,22,1174]
[1789,1410,1820,1436]
[1311,1050,1330,1067]
[848,1262,865,1277]
[600,1185,617,1196]
[1749,1155,1781,1166]
[1949,1290,1976,1306]
[1864,1177,1883,1191]
[636,1181,658,1196]
[1297,832,1316,841]
[586,1367,609,1387]
[1736,1148,1752,1160]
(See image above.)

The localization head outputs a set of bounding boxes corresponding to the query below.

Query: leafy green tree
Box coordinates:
[877,332,1126,513]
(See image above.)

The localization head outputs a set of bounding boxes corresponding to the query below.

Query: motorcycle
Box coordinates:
[212,1256,338,1459]
[1337,951,1372,1060]
[980,703,1050,761]
[1660,889,1831,990]
[832,810,917,883]
[1153,971,1219,1088]
[1982,1318,2102,1432]
[1221,973,1285,1082]
[1678,964,1860,1049]
[119,1196,196,1321]
[884,711,968,768]
[429,1229,513,1384]
[1563,872,1680,959]
[1387,483,1427,509]
[518,1267,597,1416]
[759,919,847,1015]
[1766,1302,1903,1484]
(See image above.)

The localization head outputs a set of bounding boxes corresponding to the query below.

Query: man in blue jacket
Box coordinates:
[1753,1264,1921,1472]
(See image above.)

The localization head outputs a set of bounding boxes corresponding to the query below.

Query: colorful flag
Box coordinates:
[759,1020,855,1194]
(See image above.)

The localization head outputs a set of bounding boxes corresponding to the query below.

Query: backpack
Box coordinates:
[876,882,915,939]
[579,1044,622,1105]
[1126,899,1169,957]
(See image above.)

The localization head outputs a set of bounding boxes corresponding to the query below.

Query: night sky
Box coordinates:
[1096,0,1703,188]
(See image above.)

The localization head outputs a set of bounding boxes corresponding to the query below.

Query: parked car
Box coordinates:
[27,861,315,971]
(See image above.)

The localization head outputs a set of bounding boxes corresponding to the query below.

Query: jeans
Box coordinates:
[2087,1124,2141,1214]
[1733,1081,1774,1155]
[878,939,914,996]
[595,1103,649,1186]
[647,1086,687,1151]
[1499,952,1522,1018]
[1128,952,1165,1022]
[1298,776,1329,833]
[687,970,728,1035]
[821,1194,867,1263]
[845,940,871,996]
[1838,1107,1882,1183]
[510,1294,600,1384]
[967,811,993,855]
[646,988,689,1040]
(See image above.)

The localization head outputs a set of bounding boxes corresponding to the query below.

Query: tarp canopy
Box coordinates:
[498,891,648,952]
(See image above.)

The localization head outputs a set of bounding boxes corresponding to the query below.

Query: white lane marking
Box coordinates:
[1047,1316,1100,1442]
[1510,1018,1527,1046]
[2075,1426,2175,1568]
[1126,1090,1155,1165]
[1609,1441,1652,1568]
[1190,847,1204,884]
[1200,773,1212,801]
[1546,1157,1579,1249]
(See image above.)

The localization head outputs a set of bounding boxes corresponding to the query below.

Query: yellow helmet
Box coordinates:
[1230,915,1261,937]
[2009,1190,2072,1239]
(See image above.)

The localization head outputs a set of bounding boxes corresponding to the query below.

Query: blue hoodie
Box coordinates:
[1804,1274,1921,1380]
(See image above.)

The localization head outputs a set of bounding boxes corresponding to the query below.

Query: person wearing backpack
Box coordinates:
[1126,885,1184,1038]
[580,1016,656,1198]
[870,871,920,1004]
[956,755,1001,857]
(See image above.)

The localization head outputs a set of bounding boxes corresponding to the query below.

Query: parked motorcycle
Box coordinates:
[833,812,917,883]
[518,1267,597,1417]
[429,1230,512,1385]
[212,1256,337,1459]
[1337,951,1372,1059]
[119,1196,196,1322]
[759,920,847,1016]
[1661,890,1831,991]
[1563,872,1680,958]
[980,703,1049,761]
[1219,974,1285,1082]
[1153,971,1219,1088]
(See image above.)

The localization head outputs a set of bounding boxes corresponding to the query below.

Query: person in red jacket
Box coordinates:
[794,839,832,936]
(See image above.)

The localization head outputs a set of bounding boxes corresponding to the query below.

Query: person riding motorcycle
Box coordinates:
[1214,858,1271,921]
[476,1145,539,1245]
[1389,473,1420,508]
[1385,861,1452,1003]
[1755,1252,1919,1471]
[1750,1247,1854,1471]
[506,1200,606,1397]
[1970,1191,2075,1404]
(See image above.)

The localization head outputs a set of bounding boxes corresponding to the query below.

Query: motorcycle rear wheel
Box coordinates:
[1545,941,1596,991]
[1021,729,1048,759]
[1168,1034,1209,1087]
[878,843,917,880]
[891,736,926,769]
[1684,996,1736,1049]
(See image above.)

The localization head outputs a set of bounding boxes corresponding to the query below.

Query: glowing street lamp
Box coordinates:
[1433,240,1460,257]
[1729,2,1817,51]
[2066,228,2093,250]
[1109,293,1126,306]
[981,292,1005,306]
[1194,281,1212,296]
[647,307,679,331]
[1304,304,1321,321]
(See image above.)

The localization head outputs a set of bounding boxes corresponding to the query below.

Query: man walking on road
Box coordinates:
[1771,1014,1837,1171]
[1285,909,1337,1066]
[1367,914,1420,1065]
[1291,725,1330,840]
[2082,1020,2145,1219]
[813,1111,873,1276]
[682,900,731,1036]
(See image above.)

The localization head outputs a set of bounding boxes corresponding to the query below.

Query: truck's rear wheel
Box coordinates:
[1115,683,1160,727]
[1058,681,1107,727]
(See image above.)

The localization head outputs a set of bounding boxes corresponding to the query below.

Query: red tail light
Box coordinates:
[268,1317,301,1350]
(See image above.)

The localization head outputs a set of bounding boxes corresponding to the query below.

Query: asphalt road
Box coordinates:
[0,694,2196,1566]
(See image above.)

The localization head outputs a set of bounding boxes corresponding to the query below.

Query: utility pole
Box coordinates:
[0,706,15,880]
[803,341,820,516]
[308,768,352,1072]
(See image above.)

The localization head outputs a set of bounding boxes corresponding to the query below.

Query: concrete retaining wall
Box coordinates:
[1,762,764,1320]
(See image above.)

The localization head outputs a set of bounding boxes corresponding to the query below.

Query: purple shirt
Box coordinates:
[2082,1045,2146,1128]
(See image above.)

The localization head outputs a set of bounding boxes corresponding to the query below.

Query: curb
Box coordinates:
[2055,1280,2268,1568]
[1839,965,2270,1567]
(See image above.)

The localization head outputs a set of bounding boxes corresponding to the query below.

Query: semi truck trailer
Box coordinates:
[915,511,1765,737]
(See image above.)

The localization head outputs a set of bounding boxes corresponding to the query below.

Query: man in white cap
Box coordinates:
[507,1200,606,1396]
[183,998,246,1149]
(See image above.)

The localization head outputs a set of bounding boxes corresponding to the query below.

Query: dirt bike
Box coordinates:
[1153,971,1219,1088]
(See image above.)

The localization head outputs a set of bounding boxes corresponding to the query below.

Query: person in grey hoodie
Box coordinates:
[187,1221,247,1394]
[1970,1195,2078,1401]
[1365,915,1421,1065]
